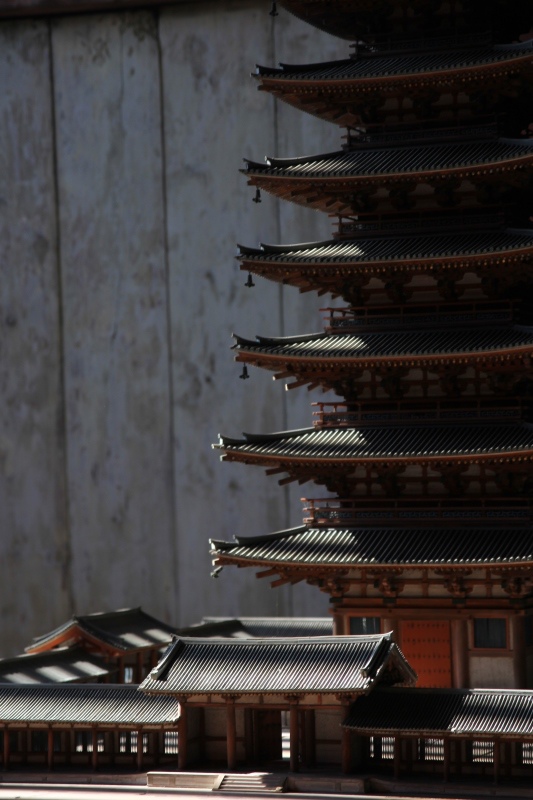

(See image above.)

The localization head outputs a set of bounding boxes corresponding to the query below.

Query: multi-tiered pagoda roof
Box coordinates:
[213,0,533,693]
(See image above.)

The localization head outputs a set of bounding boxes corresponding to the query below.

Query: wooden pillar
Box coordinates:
[503,740,512,778]
[198,709,206,764]
[226,700,237,771]
[136,729,143,772]
[494,739,500,785]
[393,736,401,779]
[289,703,300,773]
[341,727,352,775]
[136,651,144,682]
[178,702,188,770]
[89,729,97,771]
[443,738,450,782]
[3,726,9,771]
[332,614,344,636]
[451,619,469,688]
[117,657,125,684]
[110,729,116,766]
[382,617,398,641]
[511,615,527,688]
[341,701,352,774]
[244,709,253,763]
[47,728,54,771]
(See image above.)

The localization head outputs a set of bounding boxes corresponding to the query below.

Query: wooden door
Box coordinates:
[400,620,452,687]
[254,710,282,762]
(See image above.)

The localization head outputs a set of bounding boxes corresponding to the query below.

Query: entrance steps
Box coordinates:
[218,772,287,792]
[147,771,287,792]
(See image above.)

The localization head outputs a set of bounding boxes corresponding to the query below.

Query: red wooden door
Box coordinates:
[400,620,452,687]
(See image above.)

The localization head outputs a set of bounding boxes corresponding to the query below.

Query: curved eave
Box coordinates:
[233,341,533,371]
[212,551,533,571]
[256,50,533,94]
[239,248,533,271]
[214,425,533,467]
[217,449,533,467]
[210,525,533,570]
[243,151,533,188]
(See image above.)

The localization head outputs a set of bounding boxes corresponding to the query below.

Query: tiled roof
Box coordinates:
[277,0,512,42]
[0,684,180,727]
[244,139,533,180]
[140,634,416,696]
[0,646,111,684]
[256,42,533,81]
[233,327,533,361]
[27,608,178,654]
[216,423,533,463]
[180,617,332,638]
[211,526,533,568]
[238,229,533,265]
[343,687,533,737]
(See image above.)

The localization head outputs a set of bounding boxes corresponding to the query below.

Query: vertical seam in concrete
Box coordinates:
[271,12,293,615]
[156,9,180,622]
[48,19,75,613]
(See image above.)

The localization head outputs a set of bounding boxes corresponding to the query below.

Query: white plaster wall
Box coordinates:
[0,1,347,655]
[315,709,342,765]
[469,655,515,688]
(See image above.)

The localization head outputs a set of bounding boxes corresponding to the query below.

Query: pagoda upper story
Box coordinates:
[277,0,533,46]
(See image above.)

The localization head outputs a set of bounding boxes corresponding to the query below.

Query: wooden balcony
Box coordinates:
[301,497,532,526]
[311,399,527,428]
[321,299,520,333]
[334,210,506,239]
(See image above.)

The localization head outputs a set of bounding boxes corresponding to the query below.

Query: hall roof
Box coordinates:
[0,646,111,685]
[180,617,332,638]
[211,525,533,569]
[140,634,416,696]
[215,423,533,465]
[0,684,180,727]
[238,229,533,267]
[26,607,178,655]
[343,687,533,737]
[233,326,533,364]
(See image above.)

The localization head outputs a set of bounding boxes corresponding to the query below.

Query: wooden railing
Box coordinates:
[334,211,506,238]
[351,30,492,54]
[321,299,520,331]
[302,497,532,526]
[346,123,498,149]
[311,399,526,428]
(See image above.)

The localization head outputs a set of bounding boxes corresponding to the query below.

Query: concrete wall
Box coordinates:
[0,0,346,655]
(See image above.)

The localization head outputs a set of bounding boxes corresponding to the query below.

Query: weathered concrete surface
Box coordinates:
[0,1,347,655]
[0,21,72,645]
[52,11,177,619]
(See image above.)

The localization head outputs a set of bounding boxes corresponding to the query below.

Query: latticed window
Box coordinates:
[417,738,444,761]
[164,731,179,754]
[522,743,533,764]
[369,736,395,760]
[472,740,494,763]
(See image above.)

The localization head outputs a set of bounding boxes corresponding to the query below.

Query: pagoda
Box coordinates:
[212,0,533,690]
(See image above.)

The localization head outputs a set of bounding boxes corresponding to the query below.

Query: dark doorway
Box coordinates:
[253,710,282,762]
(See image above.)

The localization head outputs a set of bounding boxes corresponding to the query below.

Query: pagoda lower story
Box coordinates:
[211,0,533,694]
